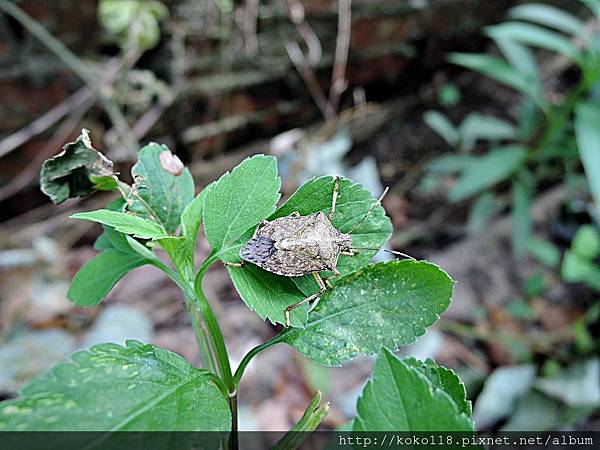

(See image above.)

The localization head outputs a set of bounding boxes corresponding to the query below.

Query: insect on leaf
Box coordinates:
[128,144,195,233]
[0,341,231,432]
[282,260,454,365]
[274,176,392,283]
[353,349,474,431]
[40,129,115,204]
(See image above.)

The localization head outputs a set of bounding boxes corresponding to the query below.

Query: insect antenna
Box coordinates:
[352,247,416,260]
[346,186,390,234]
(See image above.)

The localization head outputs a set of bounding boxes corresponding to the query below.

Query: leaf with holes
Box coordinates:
[127,143,194,233]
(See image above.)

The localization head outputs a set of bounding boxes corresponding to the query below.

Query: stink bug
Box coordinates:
[227,177,412,326]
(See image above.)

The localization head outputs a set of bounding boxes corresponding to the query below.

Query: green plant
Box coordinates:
[562,224,600,290]
[424,1,600,257]
[0,130,473,443]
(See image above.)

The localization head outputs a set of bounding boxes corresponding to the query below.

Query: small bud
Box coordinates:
[159,151,184,176]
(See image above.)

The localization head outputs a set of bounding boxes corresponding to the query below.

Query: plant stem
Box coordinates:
[232,334,286,389]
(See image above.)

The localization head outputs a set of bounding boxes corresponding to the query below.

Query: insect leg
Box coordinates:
[284,272,327,327]
[329,176,340,220]
[224,261,244,268]
[340,249,355,256]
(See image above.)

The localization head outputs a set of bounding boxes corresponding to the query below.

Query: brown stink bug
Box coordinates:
[227,177,412,326]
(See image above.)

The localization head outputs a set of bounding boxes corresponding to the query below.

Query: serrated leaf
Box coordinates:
[0,341,231,431]
[449,145,527,202]
[353,349,473,431]
[71,210,169,240]
[40,129,115,204]
[127,144,194,233]
[271,391,329,450]
[575,103,600,220]
[204,155,281,253]
[282,260,453,366]
[67,249,147,306]
[404,357,472,416]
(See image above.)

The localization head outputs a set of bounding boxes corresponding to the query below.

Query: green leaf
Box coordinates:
[159,191,206,278]
[572,224,600,259]
[527,238,560,268]
[449,145,527,202]
[466,193,502,234]
[575,103,600,220]
[458,113,516,151]
[204,155,281,254]
[227,264,310,327]
[492,37,540,84]
[71,210,169,240]
[128,143,194,233]
[512,178,532,260]
[40,129,115,204]
[282,260,453,366]
[226,176,394,327]
[423,111,460,146]
[403,358,472,416]
[271,391,329,450]
[67,249,147,306]
[486,23,582,65]
[448,53,545,107]
[98,0,168,50]
[428,155,477,174]
[0,341,231,431]
[508,3,584,36]
[353,349,473,431]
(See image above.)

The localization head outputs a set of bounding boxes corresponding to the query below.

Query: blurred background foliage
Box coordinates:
[0,0,598,433]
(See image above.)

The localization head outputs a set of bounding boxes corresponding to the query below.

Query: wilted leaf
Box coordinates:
[353,349,473,431]
[128,144,194,233]
[282,261,453,365]
[40,129,115,204]
[0,341,231,431]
